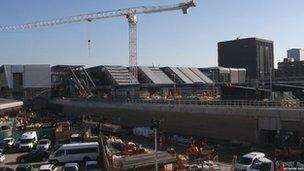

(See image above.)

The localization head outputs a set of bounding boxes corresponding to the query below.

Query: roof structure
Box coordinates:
[0,98,23,113]
[138,66,174,85]
[87,65,139,86]
[166,67,213,84]
[104,66,139,85]
[51,65,85,71]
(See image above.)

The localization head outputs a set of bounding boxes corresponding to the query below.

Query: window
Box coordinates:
[238,157,253,165]
[87,164,99,170]
[55,150,64,157]
[66,147,98,155]
[39,140,48,145]
[20,139,34,144]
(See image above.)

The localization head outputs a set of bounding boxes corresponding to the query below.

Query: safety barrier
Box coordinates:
[125,99,304,109]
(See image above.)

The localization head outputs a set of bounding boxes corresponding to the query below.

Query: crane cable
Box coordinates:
[86,19,92,58]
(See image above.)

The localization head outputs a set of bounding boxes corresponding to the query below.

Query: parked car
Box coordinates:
[16,150,50,163]
[0,167,14,171]
[0,153,5,163]
[15,164,33,171]
[234,152,265,171]
[247,157,275,171]
[85,161,102,171]
[14,138,21,148]
[19,131,38,151]
[49,142,99,164]
[3,138,14,147]
[63,163,79,171]
[37,139,51,150]
[38,164,58,171]
[0,141,9,153]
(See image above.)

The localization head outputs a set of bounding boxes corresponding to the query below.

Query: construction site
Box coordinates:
[0,0,304,171]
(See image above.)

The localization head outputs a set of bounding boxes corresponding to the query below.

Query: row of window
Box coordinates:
[55,147,99,156]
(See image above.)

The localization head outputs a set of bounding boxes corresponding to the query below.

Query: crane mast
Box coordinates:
[0,1,196,79]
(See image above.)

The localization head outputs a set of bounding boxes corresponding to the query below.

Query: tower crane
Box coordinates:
[0,1,196,80]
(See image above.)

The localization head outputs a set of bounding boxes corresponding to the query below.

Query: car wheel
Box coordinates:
[42,157,47,162]
[54,160,60,166]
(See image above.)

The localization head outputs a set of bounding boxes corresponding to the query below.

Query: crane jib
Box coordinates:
[0,0,195,31]
[0,0,196,80]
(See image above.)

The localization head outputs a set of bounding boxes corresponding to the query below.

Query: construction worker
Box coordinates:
[232,155,238,170]
[277,161,285,171]
[188,143,199,160]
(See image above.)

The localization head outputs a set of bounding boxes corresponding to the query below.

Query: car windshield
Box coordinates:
[87,164,99,169]
[39,140,48,145]
[20,139,33,144]
[238,157,253,165]
[3,139,11,143]
[64,167,77,171]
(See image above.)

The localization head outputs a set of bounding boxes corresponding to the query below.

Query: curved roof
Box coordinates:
[0,98,23,113]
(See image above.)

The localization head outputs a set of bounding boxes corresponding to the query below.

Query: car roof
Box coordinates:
[39,139,50,141]
[243,152,265,159]
[257,157,272,163]
[61,142,98,148]
[21,131,36,138]
[71,134,81,137]
[3,137,13,140]
[39,164,54,169]
[86,161,98,165]
[65,163,78,167]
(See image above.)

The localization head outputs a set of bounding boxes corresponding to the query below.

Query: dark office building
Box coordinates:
[218,38,274,80]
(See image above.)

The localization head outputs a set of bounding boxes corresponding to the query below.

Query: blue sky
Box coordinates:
[0,0,303,68]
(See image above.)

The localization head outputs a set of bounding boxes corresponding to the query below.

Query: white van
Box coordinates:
[19,131,38,151]
[234,152,265,171]
[49,142,99,164]
[247,157,275,171]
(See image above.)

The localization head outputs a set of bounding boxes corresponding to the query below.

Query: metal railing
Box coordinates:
[124,98,304,109]
[55,97,304,109]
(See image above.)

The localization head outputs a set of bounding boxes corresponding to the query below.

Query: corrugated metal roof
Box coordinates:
[139,66,173,85]
[0,98,23,111]
[104,66,139,85]
[179,67,202,83]
[190,68,213,84]
[169,67,193,84]
[168,67,213,84]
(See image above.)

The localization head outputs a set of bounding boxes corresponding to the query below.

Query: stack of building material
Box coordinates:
[121,151,176,170]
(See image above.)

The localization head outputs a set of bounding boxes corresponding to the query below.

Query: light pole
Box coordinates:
[172,74,176,100]
[151,119,161,171]
[210,70,215,97]
[154,127,158,171]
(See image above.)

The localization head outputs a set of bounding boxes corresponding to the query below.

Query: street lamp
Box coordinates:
[151,119,161,171]
[171,74,176,100]
[210,70,215,97]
